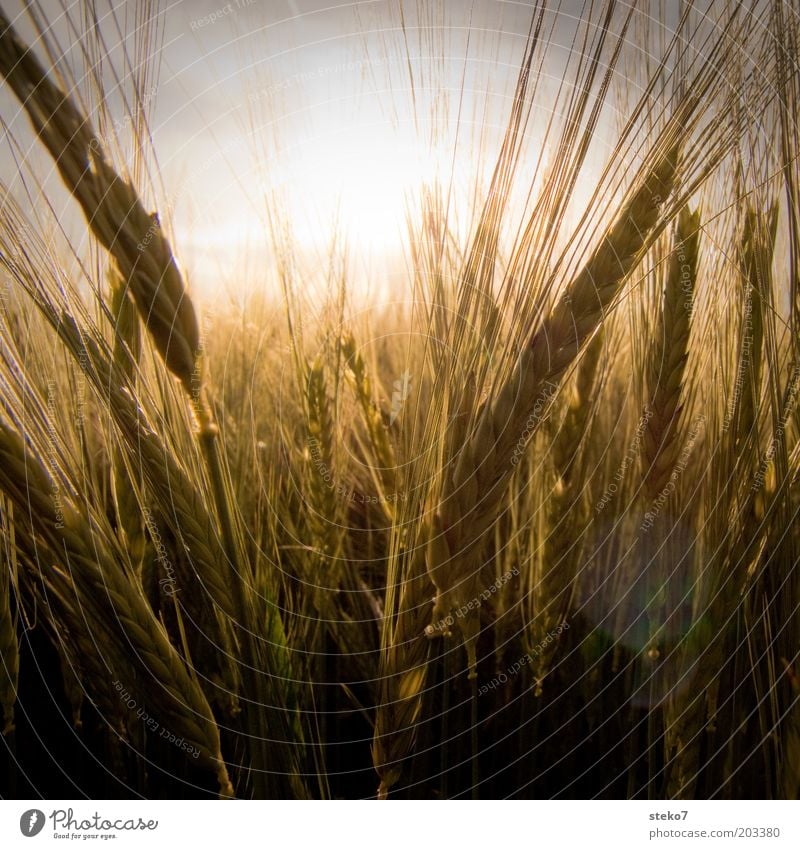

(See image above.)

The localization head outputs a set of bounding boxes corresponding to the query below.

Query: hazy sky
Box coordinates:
[0,1,688,302]
[149,0,542,297]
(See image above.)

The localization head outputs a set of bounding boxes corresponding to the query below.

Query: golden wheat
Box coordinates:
[0,417,234,795]
[429,144,681,674]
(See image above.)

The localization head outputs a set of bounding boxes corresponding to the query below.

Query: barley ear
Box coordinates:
[109,274,147,569]
[341,333,398,506]
[0,13,200,389]
[642,206,701,502]
[530,146,681,378]
[667,204,777,798]
[427,146,680,675]
[0,418,234,796]
[305,357,341,559]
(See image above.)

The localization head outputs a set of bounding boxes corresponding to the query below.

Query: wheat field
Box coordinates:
[0,0,799,800]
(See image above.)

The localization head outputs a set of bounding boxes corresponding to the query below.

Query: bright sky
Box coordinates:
[148,0,539,300]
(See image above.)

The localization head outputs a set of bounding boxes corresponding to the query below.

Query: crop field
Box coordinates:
[0,0,799,800]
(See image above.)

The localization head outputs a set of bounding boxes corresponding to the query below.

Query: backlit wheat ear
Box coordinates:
[0,13,199,390]
[372,143,682,800]
[731,207,772,456]
[529,146,681,377]
[305,357,341,559]
[341,334,398,504]
[428,145,680,674]
[109,275,147,569]
[667,204,778,799]
[0,0,791,803]
[0,418,234,796]
[532,329,604,687]
[642,206,701,502]
[637,208,701,793]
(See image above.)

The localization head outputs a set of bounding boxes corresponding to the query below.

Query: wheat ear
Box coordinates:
[637,207,700,797]
[638,206,701,654]
[429,147,680,674]
[372,147,681,798]
[305,358,341,560]
[372,544,432,798]
[0,13,199,389]
[341,334,398,504]
[730,208,771,456]
[0,22,248,722]
[371,382,480,797]
[0,16,247,638]
[532,329,604,687]
[0,418,234,795]
[642,207,701,502]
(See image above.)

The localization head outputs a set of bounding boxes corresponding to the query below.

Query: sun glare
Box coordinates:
[174,121,469,297]
[278,123,452,253]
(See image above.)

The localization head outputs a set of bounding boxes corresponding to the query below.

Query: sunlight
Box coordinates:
[278,123,456,252]
[174,122,470,297]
